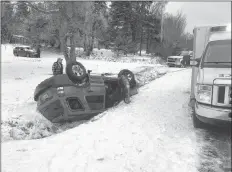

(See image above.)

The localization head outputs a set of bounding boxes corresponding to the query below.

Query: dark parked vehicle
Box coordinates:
[34,61,138,123]
[13,46,39,58]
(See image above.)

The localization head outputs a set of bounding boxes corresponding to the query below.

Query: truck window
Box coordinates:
[202,40,231,67]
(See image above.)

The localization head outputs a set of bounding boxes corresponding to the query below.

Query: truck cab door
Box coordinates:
[190,27,210,102]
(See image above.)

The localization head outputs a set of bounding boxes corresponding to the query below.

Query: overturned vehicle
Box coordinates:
[34,61,138,123]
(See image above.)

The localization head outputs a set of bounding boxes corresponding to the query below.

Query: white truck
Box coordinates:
[166,51,192,68]
[189,24,231,128]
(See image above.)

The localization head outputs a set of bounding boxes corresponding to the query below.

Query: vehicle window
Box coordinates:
[66,98,84,110]
[204,40,231,63]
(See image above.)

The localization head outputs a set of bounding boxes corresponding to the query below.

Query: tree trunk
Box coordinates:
[139,28,143,56]
[83,35,87,52]
[63,34,69,62]
[69,33,75,62]
[131,22,137,42]
[146,29,150,54]
[90,22,95,52]
[83,33,93,56]
[90,33,94,52]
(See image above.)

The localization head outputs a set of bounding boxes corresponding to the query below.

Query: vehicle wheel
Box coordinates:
[66,61,87,84]
[192,102,204,129]
[118,69,136,88]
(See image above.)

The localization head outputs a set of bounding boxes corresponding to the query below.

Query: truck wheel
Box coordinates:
[118,69,136,88]
[66,61,87,84]
[192,104,204,129]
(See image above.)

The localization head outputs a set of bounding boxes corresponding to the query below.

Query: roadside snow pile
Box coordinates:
[89,53,165,65]
[76,47,165,65]
[135,67,166,87]
[1,114,60,141]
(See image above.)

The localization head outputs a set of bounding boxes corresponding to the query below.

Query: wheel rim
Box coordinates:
[72,65,84,76]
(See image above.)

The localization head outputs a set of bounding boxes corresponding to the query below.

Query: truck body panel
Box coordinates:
[190,26,211,100]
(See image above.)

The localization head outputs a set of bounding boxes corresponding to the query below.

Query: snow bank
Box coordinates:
[75,47,166,65]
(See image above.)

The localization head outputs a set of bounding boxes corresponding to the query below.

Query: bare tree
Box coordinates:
[21,1,91,63]
[162,10,187,45]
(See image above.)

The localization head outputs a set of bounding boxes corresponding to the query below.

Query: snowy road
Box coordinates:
[2,69,231,172]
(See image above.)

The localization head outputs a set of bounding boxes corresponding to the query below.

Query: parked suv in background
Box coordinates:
[166,51,192,67]
[13,46,39,58]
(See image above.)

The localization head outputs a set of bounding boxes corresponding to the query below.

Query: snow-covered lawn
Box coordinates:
[1,44,183,142]
[2,68,201,172]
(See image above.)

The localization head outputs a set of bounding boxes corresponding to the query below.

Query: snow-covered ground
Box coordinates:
[2,44,230,172]
[1,44,181,142]
[2,68,231,172]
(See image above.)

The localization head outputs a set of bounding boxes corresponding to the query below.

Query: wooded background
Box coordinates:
[1,1,193,61]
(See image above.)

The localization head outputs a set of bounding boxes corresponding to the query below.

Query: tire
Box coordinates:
[118,69,136,88]
[192,102,204,129]
[66,61,87,83]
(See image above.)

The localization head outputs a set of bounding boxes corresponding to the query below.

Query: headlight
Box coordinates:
[196,85,212,104]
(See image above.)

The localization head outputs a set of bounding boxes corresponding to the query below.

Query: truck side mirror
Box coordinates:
[190,58,201,67]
